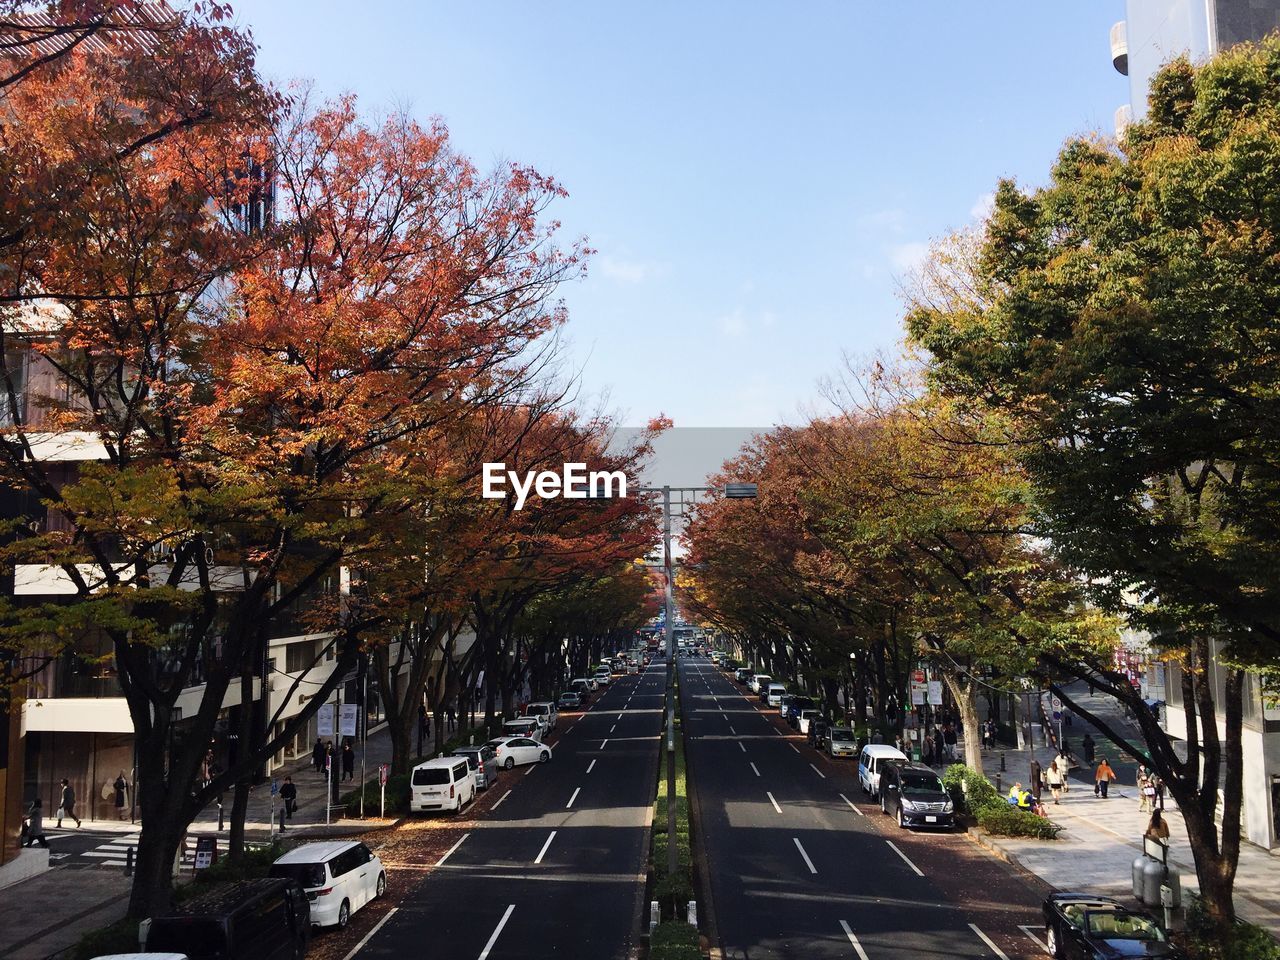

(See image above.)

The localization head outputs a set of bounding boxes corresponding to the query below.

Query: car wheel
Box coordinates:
[897,805,907,829]
[504,757,515,770]
[376,873,386,899]
[880,793,887,814]
[337,899,351,930]
[540,751,551,764]
[1046,925,1060,959]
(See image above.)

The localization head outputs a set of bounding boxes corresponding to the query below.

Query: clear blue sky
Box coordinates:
[232,2,1124,429]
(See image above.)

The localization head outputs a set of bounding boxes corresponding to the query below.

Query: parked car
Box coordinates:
[807,716,830,748]
[410,756,477,814]
[450,744,500,790]
[784,697,817,725]
[503,718,543,742]
[734,668,753,684]
[825,726,857,758]
[765,683,787,707]
[627,661,640,674]
[142,878,311,958]
[524,701,559,732]
[558,691,582,710]
[858,744,909,798]
[797,709,820,735]
[749,674,772,694]
[486,736,553,769]
[270,840,386,930]
[1041,893,1184,959]
[570,678,593,703]
[879,762,955,829]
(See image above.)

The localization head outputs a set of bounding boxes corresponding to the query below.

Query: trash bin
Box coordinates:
[1141,856,1165,905]
[1133,855,1149,901]
[1163,866,1182,909]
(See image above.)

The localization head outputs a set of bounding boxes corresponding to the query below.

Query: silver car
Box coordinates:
[450,744,499,790]
[826,726,857,758]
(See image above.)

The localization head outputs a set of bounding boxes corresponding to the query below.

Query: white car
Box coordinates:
[487,735,553,769]
[826,726,858,758]
[503,717,543,742]
[270,840,386,930]
[594,669,612,686]
[858,744,909,797]
[410,756,477,813]
[749,674,772,694]
[524,701,558,732]
[797,709,820,735]
[766,683,787,707]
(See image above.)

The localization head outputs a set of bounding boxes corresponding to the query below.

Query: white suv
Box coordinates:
[524,701,558,732]
[270,840,386,930]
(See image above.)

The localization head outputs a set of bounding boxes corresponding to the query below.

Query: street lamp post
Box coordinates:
[636,482,756,881]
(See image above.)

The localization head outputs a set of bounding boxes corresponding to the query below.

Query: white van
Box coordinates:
[749,674,772,694]
[766,683,787,707]
[503,717,543,742]
[410,756,477,813]
[270,840,386,930]
[858,744,909,799]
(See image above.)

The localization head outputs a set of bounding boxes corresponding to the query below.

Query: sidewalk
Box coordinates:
[968,686,1280,939]
[0,719,485,959]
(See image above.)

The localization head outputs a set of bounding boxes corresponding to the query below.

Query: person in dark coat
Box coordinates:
[113,773,128,820]
[280,776,298,818]
[312,737,325,774]
[57,778,81,828]
[23,798,48,847]
[342,742,355,781]
[1082,733,1096,766]
[1029,758,1043,802]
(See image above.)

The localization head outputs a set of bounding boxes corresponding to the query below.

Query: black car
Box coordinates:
[879,762,955,829]
[144,877,311,960]
[1041,893,1184,959]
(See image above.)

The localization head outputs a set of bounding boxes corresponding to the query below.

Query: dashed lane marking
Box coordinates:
[839,793,864,817]
[477,904,515,960]
[789,743,800,754]
[739,743,747,753]
[969,923,1011,960]
[586,759,597,774]
[534,831,556,864]
[491,790,512,811]
[885,840,924,877]
[436,833,469,866]
[809,763,827,780]
[749,762,761,777]
[767,792,782,813]
[566,787,581,809]
[341,907,399,960]
[1018,925,1050,952]
[839,920,871,960]
[793,837,818,874]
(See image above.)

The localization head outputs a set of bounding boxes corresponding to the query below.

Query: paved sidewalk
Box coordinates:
[968,686,1280,939]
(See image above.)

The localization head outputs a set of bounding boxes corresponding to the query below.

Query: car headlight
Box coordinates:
[943,799,954,813]
[900,799,920,812]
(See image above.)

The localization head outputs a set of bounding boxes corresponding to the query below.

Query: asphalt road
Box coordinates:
[352,661,665,960]
[680,656,1052,960]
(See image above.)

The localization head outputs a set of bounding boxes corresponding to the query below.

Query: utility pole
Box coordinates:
[663,485,677,878]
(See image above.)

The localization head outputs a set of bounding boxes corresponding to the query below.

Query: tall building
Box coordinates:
[1110,0,1280,851]
[1112,0,1280,130]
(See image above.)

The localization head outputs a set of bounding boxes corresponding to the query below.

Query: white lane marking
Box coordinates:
[839,920,870,960]
[534,830,557,864]
[839,793,864,817]
[341,907,399,960]
[525,763,538,776]
[739,742,747,753]
[969,923,1010,960]
[793,837,818,874]
[809,763,827,779]
[610,724,617,733]
[789,743,800,754]
[477,904,516,960]
[729,725,737,734]
[750,762,761,777]
[600,739,609,750]
[435,833,470,866]
[618,713,624,720]
[566,787,581,809]
[586,759,597,774]
[491,790,512,811]
[886,840,924,877]
[766,791,782,813]
[1018,925,1050,951]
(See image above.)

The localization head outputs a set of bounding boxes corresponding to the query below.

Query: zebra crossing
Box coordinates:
[77,832,233,869]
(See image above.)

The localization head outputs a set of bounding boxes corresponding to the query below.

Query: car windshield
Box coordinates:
[270,862,327,889]
[1086,912,1164,940]
[830,730,853,741]
[901,773,944,795]
[412,767,451,785]
[528,705,548,715]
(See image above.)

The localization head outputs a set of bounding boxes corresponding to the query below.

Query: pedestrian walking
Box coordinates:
[943,724,958,761]
[1082,733,1096,766]
[982,719,995,750]
[447,704,457,732]
[1144,808,1170,843]
[56,778,81,828]
[342,742,355,782]
[312,737,325,775]
[113,772,128,821]
[922,733,936,766]
[1137,765,1153,813]
[1094,756,1117,798]
[22,798,48,847]
[1045,754,1065,804]
[1029,758,1043,802]
[280,776,298,818]
[324,741,334,776]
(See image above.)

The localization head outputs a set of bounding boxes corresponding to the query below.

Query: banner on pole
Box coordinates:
[927,680,943,706]
[339,703,359,737]
[317,703,335,737]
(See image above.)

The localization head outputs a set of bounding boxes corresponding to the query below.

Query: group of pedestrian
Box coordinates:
[311,737,356,781]
[920,722,960,766]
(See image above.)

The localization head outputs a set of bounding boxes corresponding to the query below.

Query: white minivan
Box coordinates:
[270,840,386,930]
[411,756,477,814]
[766,683,787,707]
[858,743,909,799]
[749,674,772,694]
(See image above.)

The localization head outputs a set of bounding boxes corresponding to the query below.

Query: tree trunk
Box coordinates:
[227,779,250,862]
[943,670,982,772]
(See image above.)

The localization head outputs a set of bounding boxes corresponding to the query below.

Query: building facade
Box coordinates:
[1111,0,1280,849]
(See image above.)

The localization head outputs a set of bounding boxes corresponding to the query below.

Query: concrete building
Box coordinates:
[1110,0,1280,850]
